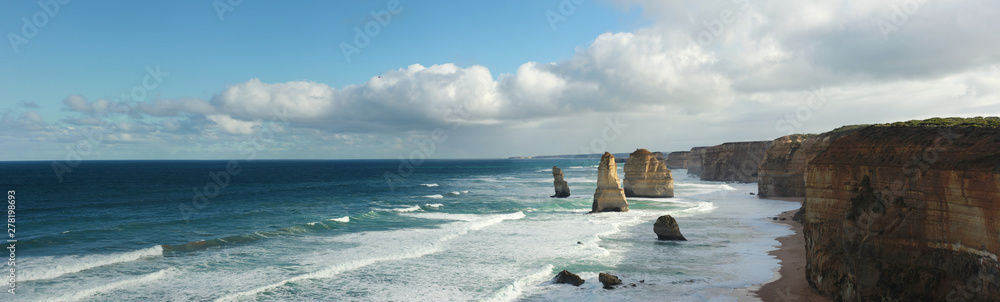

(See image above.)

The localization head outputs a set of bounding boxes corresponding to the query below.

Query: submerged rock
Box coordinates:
[552,270,585,286]
[599,272,622,289]
[550,166,571,198]
[623,149,674,198]
[653,215,686,241]
[592,152,629,213]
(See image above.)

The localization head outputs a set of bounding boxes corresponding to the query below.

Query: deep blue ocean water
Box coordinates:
[2,159,799,301]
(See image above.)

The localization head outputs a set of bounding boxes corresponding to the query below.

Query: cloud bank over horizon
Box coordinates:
[3,0,999,160]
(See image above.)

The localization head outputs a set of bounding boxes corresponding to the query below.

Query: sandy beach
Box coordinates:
[732,198,831,302]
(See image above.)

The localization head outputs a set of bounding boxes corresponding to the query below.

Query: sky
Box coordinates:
[1,0,998,161]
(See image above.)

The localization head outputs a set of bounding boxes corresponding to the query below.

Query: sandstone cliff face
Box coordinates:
[666,151,690,169]
[759,128,864,197]
[551,166,570,198]
[804,120,1000,301]
[687,147,708,176]
[593,152,629,212]
[758,135,820,197]
[700,141,772,182]
[623,149,674,197]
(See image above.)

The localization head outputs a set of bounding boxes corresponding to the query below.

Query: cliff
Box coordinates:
[592,152,629,212]
[666,151,690,169]
[700,141,773,182]
[687,147,708,176]
[803,117,1000,301]
[551,166,570,198]
[759,128,866,197]
[623,149,674,197]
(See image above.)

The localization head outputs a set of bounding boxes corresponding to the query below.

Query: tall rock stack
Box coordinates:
[623,149,674,197]
[803,118,1000,301]
[700,141,773,182]
[592,152,629,213]
[666,151,690,169]
[551,166,571,198]
[686,147,708,176]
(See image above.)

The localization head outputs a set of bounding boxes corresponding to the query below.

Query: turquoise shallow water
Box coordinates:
[2,159,798,301]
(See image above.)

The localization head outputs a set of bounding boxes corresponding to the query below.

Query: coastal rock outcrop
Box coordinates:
[653,215,686,241]
[666,151,690,169]
[700,141,772,182]
[592,152,629,213]
[758,127,866,198]
[757,134,820,197]
[803,118,1000,301]
[551,166,570,198]
[686,147,708,176]
[599,273,623,289]
[553,270,585,286]
[623,149,674,197]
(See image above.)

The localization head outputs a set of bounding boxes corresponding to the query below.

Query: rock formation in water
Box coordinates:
[666,151,690,169]
[700,141,773,182]
[803,117,1000,301]
[653,215,686,241]
[553,270,585,286]
[623,149,674,197]
[599,272,623,289]
[592,152,629,213]
[551,166,570,198]
[686,147,708,176]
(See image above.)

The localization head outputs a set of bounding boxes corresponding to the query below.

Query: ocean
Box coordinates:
[3,159,800,301]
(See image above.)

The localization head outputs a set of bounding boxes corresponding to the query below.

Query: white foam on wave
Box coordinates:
[424,203,444,208]
[388,205,422,212]
[328,216,350,223]
[484,264,556,302]
[420,183,439,187]
[422,194,445,199]
[21,245,163,282]
[667,201,718,217]
[215,212,526,301]
[54,268,176,302]
[446,191,461,196]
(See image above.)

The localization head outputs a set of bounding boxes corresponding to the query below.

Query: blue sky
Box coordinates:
[2,0,999,160]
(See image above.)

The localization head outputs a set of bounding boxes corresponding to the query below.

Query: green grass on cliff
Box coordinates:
[876,116,1000,128]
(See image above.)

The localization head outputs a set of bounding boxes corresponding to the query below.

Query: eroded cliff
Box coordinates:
[700,141,772,182]
[803,117,1000,301]
[687,147,708,176]
[666,151,690,169]
[593,152,629,212]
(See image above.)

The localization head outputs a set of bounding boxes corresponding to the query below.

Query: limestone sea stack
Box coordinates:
[666,151,690,169]
[653,215,686,240]
[592,152,629,213]
[803,117,1000,301]
[700,141,772,182]
[686,147,708,176]
[550,166,570,198]
[623,149,674,197]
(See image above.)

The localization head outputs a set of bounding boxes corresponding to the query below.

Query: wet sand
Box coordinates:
[732,198,830,302]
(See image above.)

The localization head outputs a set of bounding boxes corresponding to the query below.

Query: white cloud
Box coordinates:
[206,114,259,135]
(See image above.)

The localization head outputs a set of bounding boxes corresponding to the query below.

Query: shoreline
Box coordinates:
[732,198,831,302]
